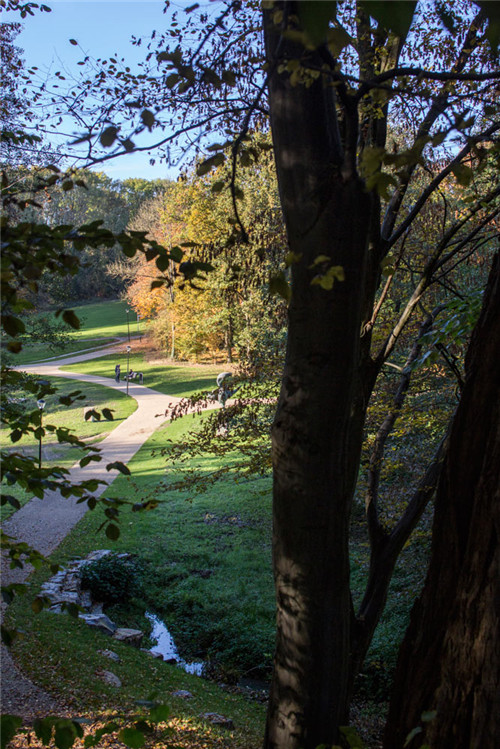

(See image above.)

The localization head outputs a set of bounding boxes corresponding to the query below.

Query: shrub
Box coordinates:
[80,553,142,605]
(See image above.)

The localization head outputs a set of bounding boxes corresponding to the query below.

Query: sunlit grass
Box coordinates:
[62,353,221,398]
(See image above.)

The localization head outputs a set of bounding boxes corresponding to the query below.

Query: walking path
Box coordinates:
[1,343,204,718]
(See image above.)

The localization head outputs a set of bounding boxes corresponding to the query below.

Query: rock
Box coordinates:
[199,713,234,730]
[172,690,193,699]
[113,628,143,647]
[149,650,164,660]
[96,670,121,688]
[80,613,116,635]
[98,649,120,662]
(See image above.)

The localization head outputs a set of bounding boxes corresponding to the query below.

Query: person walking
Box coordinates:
[115,364,120,383]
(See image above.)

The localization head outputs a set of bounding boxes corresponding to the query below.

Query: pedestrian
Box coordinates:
[115,364,120,383]
[139,372,143,385]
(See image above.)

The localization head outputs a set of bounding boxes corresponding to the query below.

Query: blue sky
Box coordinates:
[16,1,193,180]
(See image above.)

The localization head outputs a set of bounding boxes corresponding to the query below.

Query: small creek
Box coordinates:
[146,612,204,676]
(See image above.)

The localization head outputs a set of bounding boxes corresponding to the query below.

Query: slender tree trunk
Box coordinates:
[384,253,500,748]
[263,6,374,746]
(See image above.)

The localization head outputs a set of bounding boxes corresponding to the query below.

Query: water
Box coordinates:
[145,612,204,676]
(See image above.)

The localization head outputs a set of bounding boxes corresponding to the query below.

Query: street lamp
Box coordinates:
[37,398,45,469]
[126,308,131,343]
[136,312,142,341]
[126,346,131,396]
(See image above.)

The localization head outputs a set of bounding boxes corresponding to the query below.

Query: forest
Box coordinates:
[1,2,499,749]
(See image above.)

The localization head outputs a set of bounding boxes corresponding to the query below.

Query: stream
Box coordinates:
[146,612,204,675]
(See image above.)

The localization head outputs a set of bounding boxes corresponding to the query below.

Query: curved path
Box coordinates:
[1,343,210,718]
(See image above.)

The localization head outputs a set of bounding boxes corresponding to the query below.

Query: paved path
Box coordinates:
[1,345,203,718]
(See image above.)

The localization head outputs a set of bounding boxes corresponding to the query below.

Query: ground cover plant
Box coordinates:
[0,375,136,521]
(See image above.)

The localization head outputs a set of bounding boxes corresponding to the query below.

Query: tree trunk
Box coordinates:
[263,6,375,747]
[384,253,500,749]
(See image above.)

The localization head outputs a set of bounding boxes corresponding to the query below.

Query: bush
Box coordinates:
[80,553,142,605]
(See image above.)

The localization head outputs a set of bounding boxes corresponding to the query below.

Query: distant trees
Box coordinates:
[125,135,288,363]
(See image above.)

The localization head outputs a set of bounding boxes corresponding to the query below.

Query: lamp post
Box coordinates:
[37,398,45,469]
[126,308,131,343]
[126,346,131,396]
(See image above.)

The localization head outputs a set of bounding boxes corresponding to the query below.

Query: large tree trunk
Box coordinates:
[384,253,500,748]
[263,6,375,747]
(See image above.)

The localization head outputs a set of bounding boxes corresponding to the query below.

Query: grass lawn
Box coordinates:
[62,353,221,398]
[44,299,135,341]
[8,300,137,366]
[6,413,268,747]
[5,401,429,747]
[0,376,137,521]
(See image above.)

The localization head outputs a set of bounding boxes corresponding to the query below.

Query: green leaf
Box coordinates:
[1,715,23,749]
[105,523,120,541]
[340,726,365,748]
[62,310,81,330]
[54,723,77,749]
[298,0,337,48]
[269,272,291,302]
[327,26,353,56]
[361,1,417,37]
[34,717,53,745]
[100,126,118,147]
[1,625,18,647]
[404,726,423,747]
[32,597,45,614]
[118,728,145,748]
[149,704,170,723]
[311,265,345,290]
[141,110,155,129]
[156,254,171,272]
[106,461,131,475]
[476,1,500,52]
[3,315,26,336]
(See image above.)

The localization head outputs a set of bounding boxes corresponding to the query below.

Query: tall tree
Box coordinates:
[260,2,499,747]
[383,252,500,747]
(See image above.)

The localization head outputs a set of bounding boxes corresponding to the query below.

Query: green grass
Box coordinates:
[8,338,116,366]
[4,378,430,743]
[7,300,138,365]
[64,299,140,340]
[62,353,221,398]
[1,376,137,520]
[6,413,267,747]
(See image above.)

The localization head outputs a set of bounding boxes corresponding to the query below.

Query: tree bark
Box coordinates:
[384,252,500,749]
[263,6,375,747]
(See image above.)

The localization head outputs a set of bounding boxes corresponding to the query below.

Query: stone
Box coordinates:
[80,613,116,635]
[172,690,193,699]
[149,650,164,660]
[113,628,143,647]
[199,713,234,730]
[97,670,121,688]
[98,649,120,662]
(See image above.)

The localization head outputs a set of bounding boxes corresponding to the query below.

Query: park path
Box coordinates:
[1,342,211,717]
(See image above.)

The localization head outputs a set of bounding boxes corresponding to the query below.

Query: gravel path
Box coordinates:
[1,344,200,718]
